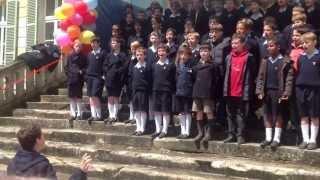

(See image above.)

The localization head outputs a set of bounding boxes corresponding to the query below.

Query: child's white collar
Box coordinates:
[157,59,169,65]
[135,61,146,68]
[268,54,283,64]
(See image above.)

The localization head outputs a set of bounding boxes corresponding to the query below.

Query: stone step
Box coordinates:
[13,109,70,119]
[0,116,136,133]
[41,95,90,103]
[0,149,246,180]
[0,126,152,149]
[0,136,319,180]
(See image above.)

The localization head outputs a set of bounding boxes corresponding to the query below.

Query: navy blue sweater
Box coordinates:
[152,60,176,92]
[296,50,320,87]
[176,61,194,97]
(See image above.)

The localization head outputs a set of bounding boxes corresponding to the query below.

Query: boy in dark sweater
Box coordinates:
[223,34,255,145]
[132,47,152,136]
[296,32,320,150]
[86,37,106,123]
[256,38,294,150]
[103,37,128,124]
[151,44,176,139]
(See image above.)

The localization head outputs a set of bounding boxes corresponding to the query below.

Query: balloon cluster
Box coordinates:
[54,0,98,54]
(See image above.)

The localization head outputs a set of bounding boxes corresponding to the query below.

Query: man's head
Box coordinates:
[225,0,237,12]
[17,124,45,152]
[277,0,289,7]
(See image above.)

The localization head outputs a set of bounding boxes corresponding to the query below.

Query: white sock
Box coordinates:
[129,102,134,120]
[162,114,170,134]
[69,99,77,117]
[265,128,272,142]
[154,114,162,133]
[301,124,310,143]
[310,123,319,143]
[108,103,114,118]
[114,103,119,118]
[273,128,282,143]
[96,107,101,119]
[185,113,192,136]
[134,112,141,132]
[91,106,97,118]
[141,112,147,133]
[76,100,82,118]
[179,114,186,135]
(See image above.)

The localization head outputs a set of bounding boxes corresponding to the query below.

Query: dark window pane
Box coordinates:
[46,0,55,16]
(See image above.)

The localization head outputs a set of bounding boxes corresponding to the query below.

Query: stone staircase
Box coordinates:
[0,88,320,180]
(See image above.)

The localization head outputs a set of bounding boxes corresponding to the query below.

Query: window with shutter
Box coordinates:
[26,0,38,52]
[4,0,18,65]
[0,2,6,66]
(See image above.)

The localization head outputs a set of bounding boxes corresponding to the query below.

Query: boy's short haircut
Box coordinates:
[292,13,307,23]
[263,16,277,26]
[157,43,170,53]
[237,18,253,30]
[302,32,317,42]
[264,21,278,31]
[150,31,160,38]
[136,47,146,55]
[199,42,212,51]
[130,41,141,49]
[293,25,312,35]
[212,23,223,32]
[292,6,305,14]
[110,36,121,44]
[267,37,281,46]
[17,124,42,151]
[91,36,101,43]
[188,32,200,40]
[166,28,177,35]
[232,33,246,43]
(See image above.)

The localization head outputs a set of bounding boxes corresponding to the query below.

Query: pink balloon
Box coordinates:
[56,32,72,47]
[70,14,83,25]
[64,0,80,4]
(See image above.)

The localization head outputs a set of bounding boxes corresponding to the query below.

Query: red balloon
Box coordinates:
[75,1,88,15]
[83,11,96,25]
[59,19,72,31]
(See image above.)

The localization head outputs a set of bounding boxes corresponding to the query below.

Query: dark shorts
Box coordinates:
[174,96,193,113]
[153,91,172,112]
[86,76,103,97]
[132,91,149,112]
[68,81,84,98]
[296,86,320,118]
[263,89,283,116]
[106,87,122,97]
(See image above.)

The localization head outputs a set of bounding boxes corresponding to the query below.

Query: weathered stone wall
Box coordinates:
[0,57,67,115]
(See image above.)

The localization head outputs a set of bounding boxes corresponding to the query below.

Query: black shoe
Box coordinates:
[237,136,245,145]
[158,132,167,139]
[299,142,308,149]
[124,119,131,124]
[132,131,138,136]
[151,132,160,139]
[270,141,280,151]
[307,143,317,150]
[87,117,94,125]
[223,135,236,143]
[129,120,136,124]
[260,140,271,148]
[136,131,144,136]
[94,118,103,121]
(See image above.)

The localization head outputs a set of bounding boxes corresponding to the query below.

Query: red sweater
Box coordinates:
[229,49,248,97]
[289,43,304,72]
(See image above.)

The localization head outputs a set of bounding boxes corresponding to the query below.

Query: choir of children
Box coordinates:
[65,0,320,149]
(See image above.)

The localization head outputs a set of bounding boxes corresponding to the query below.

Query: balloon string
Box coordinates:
[0,58,63,91]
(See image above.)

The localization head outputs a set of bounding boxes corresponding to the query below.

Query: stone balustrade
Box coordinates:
[0,58,66,115]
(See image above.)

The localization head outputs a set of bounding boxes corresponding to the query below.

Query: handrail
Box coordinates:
[0,57,67,115]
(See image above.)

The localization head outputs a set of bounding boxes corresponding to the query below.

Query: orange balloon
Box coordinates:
[67,25,81,39]
[61,3,75,18]
[61,45,73,55]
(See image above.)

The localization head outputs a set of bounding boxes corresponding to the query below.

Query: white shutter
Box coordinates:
[4,0,18,65]
[26,0,38,51]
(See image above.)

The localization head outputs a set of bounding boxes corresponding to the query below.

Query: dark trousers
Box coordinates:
[226,97,249,137]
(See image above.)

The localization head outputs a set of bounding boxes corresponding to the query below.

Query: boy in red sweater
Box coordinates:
[223,34,255,145]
